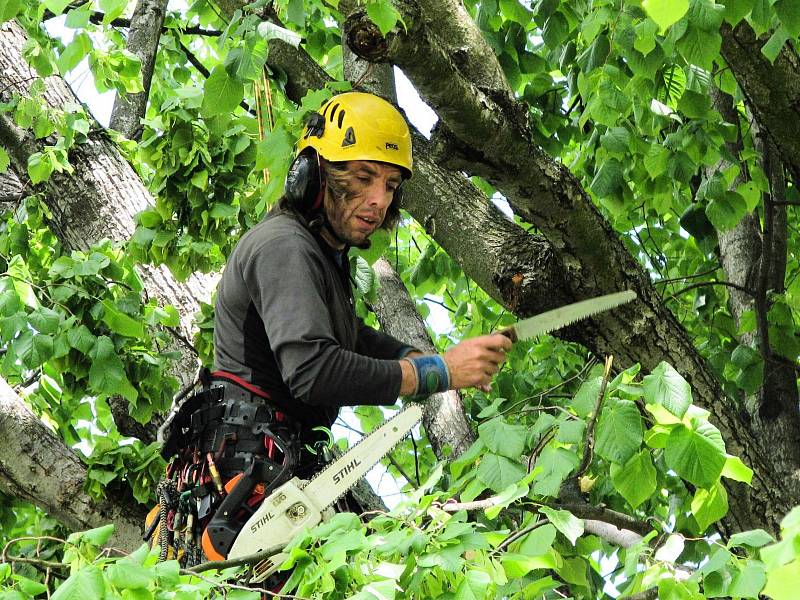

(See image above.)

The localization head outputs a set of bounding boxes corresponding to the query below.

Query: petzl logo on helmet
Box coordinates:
[385,142,399,150]
[342,127,356,147]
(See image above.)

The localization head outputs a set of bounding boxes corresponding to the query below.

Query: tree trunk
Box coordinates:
[720,20,800,181]
[0,377,146,551]
[709,88,800,489]
[108,0,169,139]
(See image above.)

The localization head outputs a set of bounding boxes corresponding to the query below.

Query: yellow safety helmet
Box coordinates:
[296,92,413,178]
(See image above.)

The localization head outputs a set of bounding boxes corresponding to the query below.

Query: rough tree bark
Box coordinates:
[343,0,796,534]
[0,377,146,551]
[108,0,169,139]
[720,20,800,182]
[709,88,800,486]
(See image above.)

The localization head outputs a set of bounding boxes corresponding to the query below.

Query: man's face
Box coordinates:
[323,160,403,247]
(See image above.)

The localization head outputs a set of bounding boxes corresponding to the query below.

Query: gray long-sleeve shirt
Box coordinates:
[213,210,411,430]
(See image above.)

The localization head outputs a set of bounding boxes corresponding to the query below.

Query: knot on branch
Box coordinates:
[344,11,390,63]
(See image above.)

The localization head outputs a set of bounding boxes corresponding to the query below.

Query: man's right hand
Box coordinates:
[443,333,512,393]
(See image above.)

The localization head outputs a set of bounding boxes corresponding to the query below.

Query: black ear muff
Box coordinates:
[284,150,323,213]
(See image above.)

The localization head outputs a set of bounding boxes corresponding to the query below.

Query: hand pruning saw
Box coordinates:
[228,289,637,581]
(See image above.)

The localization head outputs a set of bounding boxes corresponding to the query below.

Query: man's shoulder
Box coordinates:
[238,211,318,253]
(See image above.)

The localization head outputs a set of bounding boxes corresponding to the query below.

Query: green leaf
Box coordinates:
[642,0,689,32]
[478,418,528,459]
[0,147,9,174]
[722,0,754,25]
[88,336,135,401]
[705,190,747,231]
[691,481,728,531]
[728,529,774,548]
[0,0,21,22]
[67,523,115,546]
[721,454,753,484]
[501,552,559,578]
[611,450,657,508]
[101,300,145,340]
[225,38,269,82]
[542,12,569,48]
[595,399,643,464]
[202,66,244,117]
[366,0,400,36]
[727,560,767,598]
[762,559,800,600]
[67,324,97,354]
[98,0,128,24]
[775,0,800,38]
[477,453,527,492]
[518,523,557,556]
[353,256,375,297]
[539,507,583,545]
[571,375,602,417]
[57,33,92,75]
[634,19,660,55]
[590,158,623,198]
[454,569,492,600]
[600,127,632,155]
[761,26,791,64]
[532,446,579,496]
[665,421,726,488]
[287,0,304,25]
[15,330,54,369]
[27,151,54,184]
[43,0,72,15]
[641,361,691,418]
[51,566,105,600]
[106,561,156,590]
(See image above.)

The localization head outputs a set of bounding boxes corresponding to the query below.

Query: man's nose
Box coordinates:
[366,179,393,209]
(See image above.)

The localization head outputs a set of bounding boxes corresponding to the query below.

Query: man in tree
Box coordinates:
[153,91,511,566]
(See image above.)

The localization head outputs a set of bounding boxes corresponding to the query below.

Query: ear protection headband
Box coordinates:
[284,148,325,213]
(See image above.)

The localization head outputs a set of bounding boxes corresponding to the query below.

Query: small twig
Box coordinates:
[3,555,68,571]
[186,542,285,573]
[438,497,500,512]
[493,517,551,554]
[620,588,659,600]
[559,503,652,536]
[664,280,753,303]
[2,536,68,564]
[167,327,199,357]
[386,454,415,486]
[575,355,613,478]
[654,266,719,286]
[527,426,556,473]
[409,430,421,487]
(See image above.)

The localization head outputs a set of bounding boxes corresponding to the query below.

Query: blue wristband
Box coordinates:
[407,355,450,398]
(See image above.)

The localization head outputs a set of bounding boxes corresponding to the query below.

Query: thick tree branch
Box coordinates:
[109,0,169,139]
[0,378,145,551]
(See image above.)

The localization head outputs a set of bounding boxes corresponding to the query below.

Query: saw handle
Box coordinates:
[498,326,518,343]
